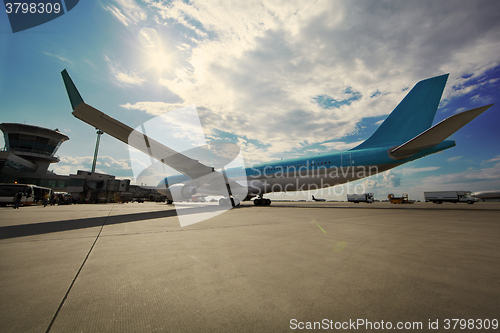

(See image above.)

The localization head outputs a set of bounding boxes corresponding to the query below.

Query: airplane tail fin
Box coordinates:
[351,74,449,150]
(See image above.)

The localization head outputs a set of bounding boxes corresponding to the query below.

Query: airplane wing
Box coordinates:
[61,69,215,180]
[471,191,500,200]
[390,104,494,159]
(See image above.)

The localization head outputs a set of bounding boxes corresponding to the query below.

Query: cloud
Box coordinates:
[103,0,147,26]
[104,54,145,87]
[314,88,362,109]
[469,94,494,105]
[448,156,463,162]
[443,72,499,107]
[321,141,364,151]
[482,155,500,164]
[51,156,132,176]
[362,170,401,189]
[130,0,500,163]
[347,166,444,200]
[104,5,131,26]
[97,156,131,170]
[452,107,466,114]
[114,71,146,86]
[406,160,500,193]
[43,52,72,64]
[121,101,186,116]
[399,166,441,176]
[120,104,206,145]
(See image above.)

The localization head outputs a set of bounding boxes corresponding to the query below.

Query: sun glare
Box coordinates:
[148,51,170,72]
[138,27,172,75]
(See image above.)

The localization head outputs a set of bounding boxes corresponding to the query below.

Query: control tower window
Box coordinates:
[7,133,19,149]
[34,136,50,152]
[46,139,60,155]
[19,134,35,151]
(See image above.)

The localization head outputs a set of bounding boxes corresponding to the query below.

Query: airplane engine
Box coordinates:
[166,184,196,202]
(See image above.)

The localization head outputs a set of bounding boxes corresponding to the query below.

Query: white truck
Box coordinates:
[347,193,374,203]
[424,191,476,204]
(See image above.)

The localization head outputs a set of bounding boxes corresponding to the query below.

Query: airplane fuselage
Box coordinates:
[160,140,456,198]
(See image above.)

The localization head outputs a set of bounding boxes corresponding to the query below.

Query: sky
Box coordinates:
[0,0,499,201]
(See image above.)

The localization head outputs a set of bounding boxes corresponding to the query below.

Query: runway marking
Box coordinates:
[317,224,326,234]
[311,219,326,233]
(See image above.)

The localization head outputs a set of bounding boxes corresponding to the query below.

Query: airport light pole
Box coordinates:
[91,129,104,173]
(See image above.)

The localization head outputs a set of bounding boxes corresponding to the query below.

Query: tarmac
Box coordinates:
[0,201,499,332]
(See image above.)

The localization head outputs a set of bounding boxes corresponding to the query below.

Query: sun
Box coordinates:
[147,50,171,72]
[138,27,172,75]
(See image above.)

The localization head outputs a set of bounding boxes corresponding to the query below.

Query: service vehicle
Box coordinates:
[424,191,475,204]
[347,193,375,203]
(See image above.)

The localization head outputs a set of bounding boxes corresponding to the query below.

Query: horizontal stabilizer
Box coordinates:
[390,104,493,159]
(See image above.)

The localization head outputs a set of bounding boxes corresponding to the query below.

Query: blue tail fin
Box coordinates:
[352,74,449,150]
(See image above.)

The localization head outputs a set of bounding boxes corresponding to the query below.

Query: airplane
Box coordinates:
[311,195,326,202]
[471,191,500,201]
[61,70,494,207]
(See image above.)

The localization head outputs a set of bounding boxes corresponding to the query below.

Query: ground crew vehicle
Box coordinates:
[424,191,475,204]
[388,193,413,204]
[347,193,374,203]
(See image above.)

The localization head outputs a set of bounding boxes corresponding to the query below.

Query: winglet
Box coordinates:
[61,69,84,110]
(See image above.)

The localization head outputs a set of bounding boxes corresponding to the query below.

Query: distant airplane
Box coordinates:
[471,191,500,201]
[312,195,326,202]
[62,70,494,207]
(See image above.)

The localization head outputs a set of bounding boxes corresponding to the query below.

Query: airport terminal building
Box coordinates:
[0,123,131,202]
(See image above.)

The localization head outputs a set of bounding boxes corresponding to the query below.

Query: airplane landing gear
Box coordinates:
[254,197,271,206]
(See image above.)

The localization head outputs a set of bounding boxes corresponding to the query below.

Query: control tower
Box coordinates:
[0,122,130,199]
[0,123,69,182]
